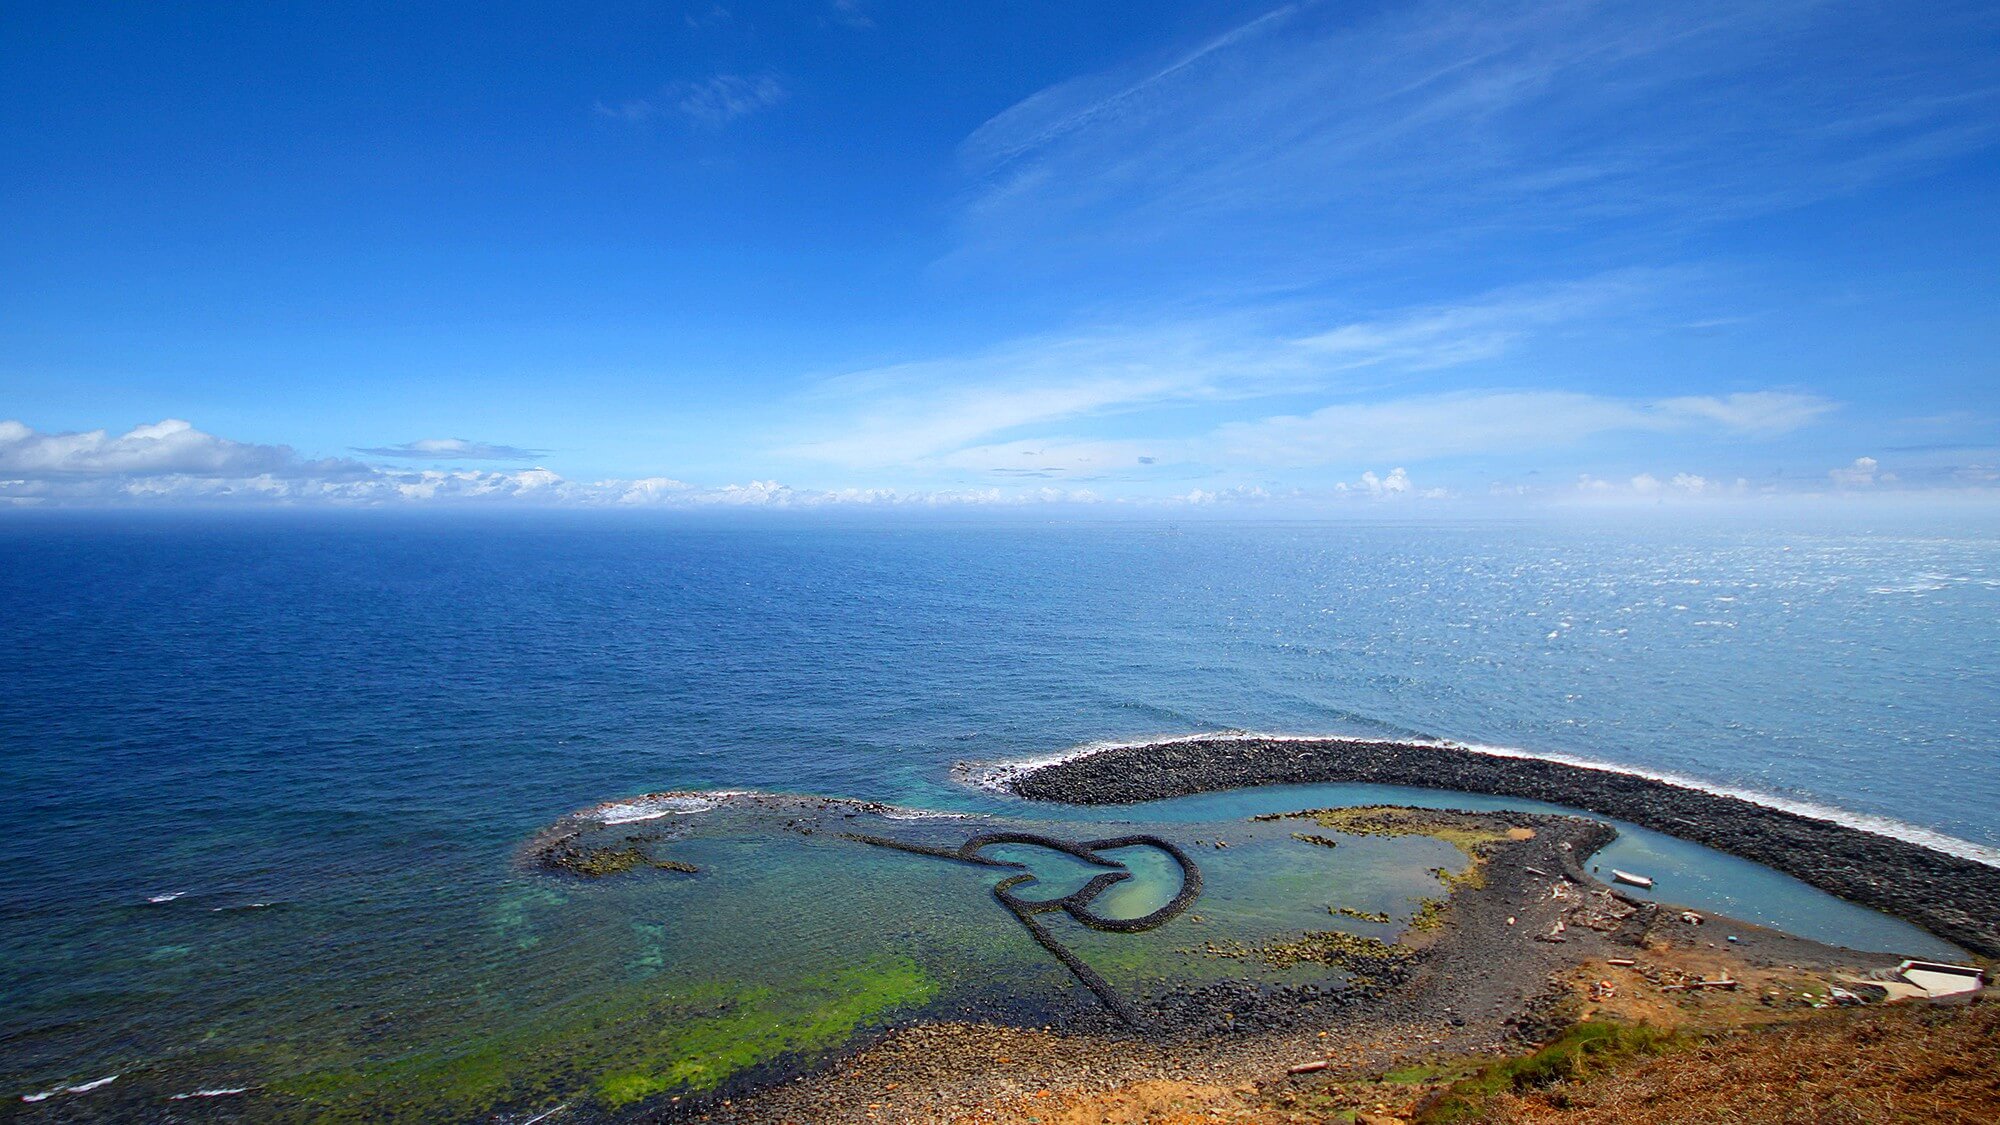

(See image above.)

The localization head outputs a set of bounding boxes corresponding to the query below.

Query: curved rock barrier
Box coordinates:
[1008,736,2000,957]
[842,831,1201,1024]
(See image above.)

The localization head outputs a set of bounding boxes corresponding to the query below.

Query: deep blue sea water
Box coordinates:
[3,512,1997,1109]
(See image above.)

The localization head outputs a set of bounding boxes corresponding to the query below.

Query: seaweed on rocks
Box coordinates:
[532,833,700,878]
[1212,928,1417,976]
[1334,906,1393,923]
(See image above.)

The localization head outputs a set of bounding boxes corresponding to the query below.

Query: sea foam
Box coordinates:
[591,791,748,824]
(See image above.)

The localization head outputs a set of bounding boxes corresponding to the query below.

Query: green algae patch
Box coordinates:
[1254,930,1411,974]
[594,957,940,1107]
[270,956,938,1122]
[1332,906,1392,924]
[1202,929,1413,975]
[1409,896,1450,932]
[1256,806,1520,865]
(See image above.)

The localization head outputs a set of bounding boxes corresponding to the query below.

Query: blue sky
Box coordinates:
[2,0,1996,509]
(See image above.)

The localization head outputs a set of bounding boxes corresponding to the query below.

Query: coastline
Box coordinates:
[726,798,1924,1125]
[30,755,1988,1121]
[733,807,1627,1123]
[1005,734,2000,957]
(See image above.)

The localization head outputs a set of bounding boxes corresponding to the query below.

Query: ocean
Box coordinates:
[3,512,1996,1114]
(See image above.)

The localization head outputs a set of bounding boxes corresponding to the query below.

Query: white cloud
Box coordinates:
[1565,471,1762,501]
[0,466,1115,509]
[595,73,787,127]
[4,418,1986,510]
[1294,283,1639,372]
[1654,392,1838,434]
[1173,485,1271,505]
[892,387,1835,481]
[1171,476,1451,506]
[1830,455,1880,486]
[0,418,299,477]
[353,438,547,461]
[1361,467,1412,496]
[610,477,695,504]
[0,420,1120,508]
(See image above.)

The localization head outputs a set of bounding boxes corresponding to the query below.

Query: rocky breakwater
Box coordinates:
[1009,736,2000,957]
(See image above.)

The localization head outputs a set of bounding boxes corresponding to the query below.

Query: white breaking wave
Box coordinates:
[146,891,186,904]
[170,1087,251,1100]
[968,731,2000,868]
[582,788,971,825]
[875,807,977,820]
[953,732,1260,793]
[590,791,752,824]
[21,1075,117,1102]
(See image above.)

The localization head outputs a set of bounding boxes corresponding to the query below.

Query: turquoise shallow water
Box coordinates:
[1094,782,1964,959]
[1,512,1994,1113]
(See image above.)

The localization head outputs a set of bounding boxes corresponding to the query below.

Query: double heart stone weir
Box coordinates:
[840,830,1203,1024]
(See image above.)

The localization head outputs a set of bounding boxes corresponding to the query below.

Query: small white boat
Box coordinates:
[1610,869,1655,889]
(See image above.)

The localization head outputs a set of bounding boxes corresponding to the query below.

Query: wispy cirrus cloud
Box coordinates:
[926,390,1836,480]
[1208,390,1837,468]
[595,73,787,127]
[826,1,874,30]
[352,438,547,461]
[783,277,1651,469]
[949,0,1998,284]
[836,0,1990,497]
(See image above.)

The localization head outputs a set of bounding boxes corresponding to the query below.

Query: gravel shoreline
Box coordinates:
[1008,736,2000,956]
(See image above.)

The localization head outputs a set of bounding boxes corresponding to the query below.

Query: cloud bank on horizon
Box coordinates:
[2,0,1996,510]
[2,417,1986,510]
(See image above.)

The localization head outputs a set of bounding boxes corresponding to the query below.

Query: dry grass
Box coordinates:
[946,1005,1999,1125]
[1461,1003,2000,1125]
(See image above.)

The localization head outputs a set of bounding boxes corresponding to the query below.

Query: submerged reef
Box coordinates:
[534,833,703,878]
